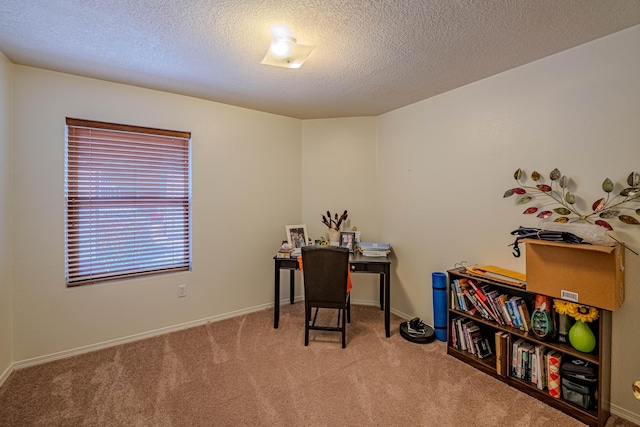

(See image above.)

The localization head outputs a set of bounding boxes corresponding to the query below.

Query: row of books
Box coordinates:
[451,278,532,332]
[495,332,564,398]
[450,317,492,359]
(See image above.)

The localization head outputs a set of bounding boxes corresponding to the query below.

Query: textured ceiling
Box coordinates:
[1,1,639,119]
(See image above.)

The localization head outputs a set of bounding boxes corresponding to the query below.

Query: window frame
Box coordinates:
[65,118,192,286]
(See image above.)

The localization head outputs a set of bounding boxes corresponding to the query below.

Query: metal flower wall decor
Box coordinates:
[503,168,640,230]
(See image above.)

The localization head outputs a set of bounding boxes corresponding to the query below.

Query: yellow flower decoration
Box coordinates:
[569,304,599,323]
[553,299,573,315]
[553,299,599,322]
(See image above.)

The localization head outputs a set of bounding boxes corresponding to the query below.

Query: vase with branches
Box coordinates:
[322,210,348,242]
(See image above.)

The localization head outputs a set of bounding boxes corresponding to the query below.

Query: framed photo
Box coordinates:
[286,224,309,248]
[340,231,356,253]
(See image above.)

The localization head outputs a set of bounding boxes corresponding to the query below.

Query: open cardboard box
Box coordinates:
[524,238,625,311]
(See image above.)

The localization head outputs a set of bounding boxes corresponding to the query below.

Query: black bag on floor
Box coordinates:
[561,358,598,410]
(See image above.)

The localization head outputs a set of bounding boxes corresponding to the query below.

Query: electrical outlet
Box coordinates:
[178,284,187,298]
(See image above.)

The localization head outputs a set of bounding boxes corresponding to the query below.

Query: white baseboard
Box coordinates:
[0,363,12,388]
[611,403,640,425]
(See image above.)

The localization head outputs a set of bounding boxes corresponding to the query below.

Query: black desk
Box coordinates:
[273,252,392,337]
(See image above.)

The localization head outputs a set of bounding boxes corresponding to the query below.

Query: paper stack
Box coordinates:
[359,242,391,257]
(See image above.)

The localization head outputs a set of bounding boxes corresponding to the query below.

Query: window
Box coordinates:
[65,118,191,286]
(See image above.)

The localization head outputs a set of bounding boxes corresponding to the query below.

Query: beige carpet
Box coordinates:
[0,304,637,427]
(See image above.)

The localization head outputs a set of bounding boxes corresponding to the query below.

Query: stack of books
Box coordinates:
[276,248,294,258]
[359,242,391,257]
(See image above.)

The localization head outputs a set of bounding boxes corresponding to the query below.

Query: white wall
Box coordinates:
[301,117,381,304]
[376,25,640,420]
[0,52,13,383]
[11,66,302,362]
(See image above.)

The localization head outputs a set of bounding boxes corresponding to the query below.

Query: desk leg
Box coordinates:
[274,262,280,329]
[384,270,390,338]
[379,275,384,310]
[289,270,295,304]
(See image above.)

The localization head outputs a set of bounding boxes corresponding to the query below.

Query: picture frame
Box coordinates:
[286,224,309,248]
[340,231,356,253]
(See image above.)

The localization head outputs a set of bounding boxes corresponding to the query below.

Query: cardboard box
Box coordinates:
[524,239,625,311]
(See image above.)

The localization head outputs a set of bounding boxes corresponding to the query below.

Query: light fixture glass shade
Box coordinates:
[261,38,315,69]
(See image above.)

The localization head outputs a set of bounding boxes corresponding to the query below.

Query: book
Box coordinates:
[465,323,481,355]
[466,265,526,288]
[531,349,538,384]
[534,344,547,390]
[455,318,467,351]
[464,289,490,320]
[495,332,508,376]
[509,296,523,329]
[483,288,506,326]
[517,341,533,379]
[504,296,520,328]
[547,352,562,398]
[517,298,532,332]
[467,279,487,302]
[468,287,499,323]
[358,242,391,250]
[361,250,391,257]
[276,247,294,258]
[474,336,492,359]
[495,331,503,376]
[497,295,514,327]
[452,279,466,311]
[511,338,524,378]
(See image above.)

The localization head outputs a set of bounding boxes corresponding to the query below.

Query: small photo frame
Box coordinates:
[286,224,309,248]
[340,231,356,253]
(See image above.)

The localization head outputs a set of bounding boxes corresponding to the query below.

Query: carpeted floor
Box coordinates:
[0,303,637,426]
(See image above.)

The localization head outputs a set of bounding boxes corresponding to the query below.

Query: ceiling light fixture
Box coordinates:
[261,25,315,69]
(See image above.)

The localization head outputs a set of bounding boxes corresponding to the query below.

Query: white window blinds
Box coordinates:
[65,118,191,286]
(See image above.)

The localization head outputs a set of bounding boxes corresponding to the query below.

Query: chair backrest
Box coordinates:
[301,245,350,305]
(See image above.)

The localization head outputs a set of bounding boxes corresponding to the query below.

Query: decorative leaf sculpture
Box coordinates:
[620,215,640,225]
[504,168,640,233]
[517,196,532,204]
[554,207,571,215]
[514,168,523,180]
[559,175,569,188]
[592,198,605,212]
[565,192,576,204]
[595,220,613,230]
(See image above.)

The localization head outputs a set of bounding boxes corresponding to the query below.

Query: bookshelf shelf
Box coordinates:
[447,268,611,427]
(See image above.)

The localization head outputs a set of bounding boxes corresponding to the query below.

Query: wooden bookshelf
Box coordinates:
[447,268,611,427]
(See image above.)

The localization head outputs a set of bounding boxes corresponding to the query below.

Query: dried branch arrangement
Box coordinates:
[322,210,348,231]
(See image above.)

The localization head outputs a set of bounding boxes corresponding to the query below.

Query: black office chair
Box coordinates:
[301,245,351,348]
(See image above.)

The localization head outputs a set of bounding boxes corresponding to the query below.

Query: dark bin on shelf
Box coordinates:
[561,358,598,410]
